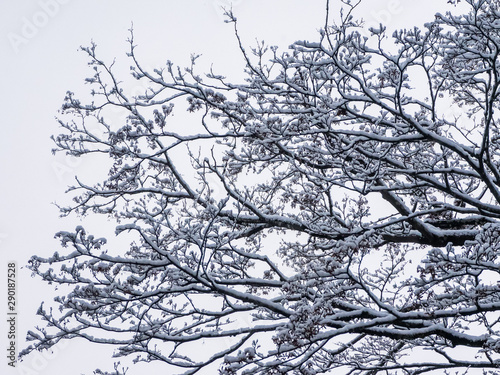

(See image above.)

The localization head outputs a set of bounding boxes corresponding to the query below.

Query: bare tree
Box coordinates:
[23,1,500,374]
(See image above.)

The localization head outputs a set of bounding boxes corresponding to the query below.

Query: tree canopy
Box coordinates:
[23,1,500,374]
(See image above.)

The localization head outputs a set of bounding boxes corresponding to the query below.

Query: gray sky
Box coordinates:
[0,1,466,374]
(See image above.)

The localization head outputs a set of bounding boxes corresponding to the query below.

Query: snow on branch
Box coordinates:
[24,1,500,374]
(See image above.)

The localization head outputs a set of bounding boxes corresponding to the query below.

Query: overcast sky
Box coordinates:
[0,1,468,374]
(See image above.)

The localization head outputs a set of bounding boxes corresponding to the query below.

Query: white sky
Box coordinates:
[0,1,469,374]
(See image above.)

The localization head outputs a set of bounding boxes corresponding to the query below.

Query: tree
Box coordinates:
[22,0,500,373]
